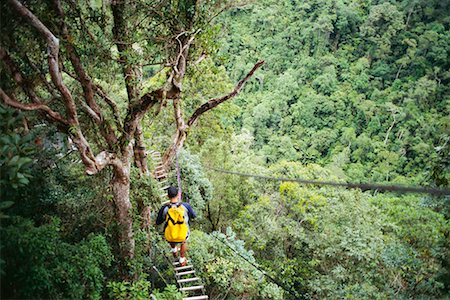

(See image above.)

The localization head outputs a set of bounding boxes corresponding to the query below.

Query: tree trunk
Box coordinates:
[162,129,187,169]
[111,155,135,262]
[134,123,149,176]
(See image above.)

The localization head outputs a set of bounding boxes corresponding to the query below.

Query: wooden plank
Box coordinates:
[176,270,195,276]
[180,285,204,292]
[174,265,193,271]
[177,277,200,284]
[173,260,190,265]
[182,296,208,300]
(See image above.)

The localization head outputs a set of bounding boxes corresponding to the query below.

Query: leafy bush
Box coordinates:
[107,281,181,300]
[151,285,182,300]
[1,217,112,299]
[188,229,283,299]
[0,105,35,191]
[107,280,151,300]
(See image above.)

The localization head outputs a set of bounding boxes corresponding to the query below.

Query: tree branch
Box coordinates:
[133,123,149,175]
[0,47,42,104]
[53,0,119,147]
[174,97,186,132]
[94,84,123,129]
[53,0,101,119]
[193,52,207,66]
[111,0,140,104]
[8,0,112,175]
[9,0,79,126]
[187,60,265,127]
[21,51,59,100]
[162,60,265,167]
[0,88,68,125]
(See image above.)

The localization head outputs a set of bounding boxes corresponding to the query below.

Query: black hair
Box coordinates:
[167,186,179,199]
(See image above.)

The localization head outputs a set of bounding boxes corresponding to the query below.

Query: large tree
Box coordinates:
[0,0,262,263]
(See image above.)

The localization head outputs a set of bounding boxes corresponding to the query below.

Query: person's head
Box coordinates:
[167,186,179,200]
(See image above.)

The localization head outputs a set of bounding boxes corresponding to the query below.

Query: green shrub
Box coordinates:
[1,217,112,299]
[107,281,182,300]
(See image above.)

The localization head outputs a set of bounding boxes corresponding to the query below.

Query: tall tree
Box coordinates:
[0,0,262,266]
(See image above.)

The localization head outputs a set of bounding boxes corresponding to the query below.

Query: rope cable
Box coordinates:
[176,151,183,202]
[205,166,450,196]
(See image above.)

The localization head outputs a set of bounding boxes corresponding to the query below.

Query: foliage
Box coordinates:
[0,105,35,192]
[1,217,112,300]
[231,162,449,298]
[151,285,183,300]
[160,148,213,223]
[130,166,160,213]
[218,0,449,186]
[1,0,448,298]
[372,195,449,296]
[188,229,284,299]
[107,280,160,300]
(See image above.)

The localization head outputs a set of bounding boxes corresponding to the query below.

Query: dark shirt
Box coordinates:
[155,202,196,226]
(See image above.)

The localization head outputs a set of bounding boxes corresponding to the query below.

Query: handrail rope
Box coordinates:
[152,266,169,286]
[149,229,177,285]
[210,233,304,300]
[176,151,183,202]
[205,166,450,196]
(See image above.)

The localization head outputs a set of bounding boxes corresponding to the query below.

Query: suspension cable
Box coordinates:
[205,166,450,196]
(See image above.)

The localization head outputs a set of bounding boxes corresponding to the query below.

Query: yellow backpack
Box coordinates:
[164,203,188,243]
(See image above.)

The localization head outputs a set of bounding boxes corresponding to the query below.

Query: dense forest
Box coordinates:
[1,0,449,299]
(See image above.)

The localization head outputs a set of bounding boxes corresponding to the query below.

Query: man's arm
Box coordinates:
[155,205,167,225]
[184,203,197,219]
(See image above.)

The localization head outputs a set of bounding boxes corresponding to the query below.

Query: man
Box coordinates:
[156,186,196,266]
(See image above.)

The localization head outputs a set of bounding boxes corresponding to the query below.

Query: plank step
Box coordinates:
[174,265,193,271]
[159,185,170,190]
[177,270,195,276]
[173,260,190,265]
[182,296,208,300]
[177,277,200,284]
[180,285,204,292]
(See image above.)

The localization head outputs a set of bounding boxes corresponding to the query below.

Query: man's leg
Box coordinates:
[169,242,178,258]
[179,241,187,266]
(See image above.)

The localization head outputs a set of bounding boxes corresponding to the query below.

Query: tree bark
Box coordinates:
[111,149,135,261]
[134,123,149,176]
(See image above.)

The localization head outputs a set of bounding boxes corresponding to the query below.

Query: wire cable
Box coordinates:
[205,166,450,196]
